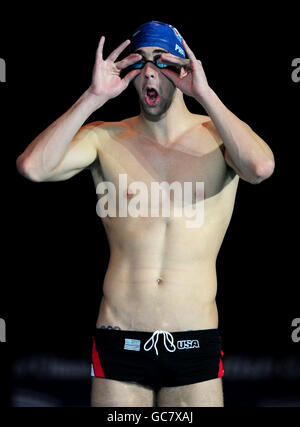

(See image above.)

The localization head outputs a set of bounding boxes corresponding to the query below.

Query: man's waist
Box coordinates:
[103,262,217,285]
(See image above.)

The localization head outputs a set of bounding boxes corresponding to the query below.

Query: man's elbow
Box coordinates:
[16,155,43,182]
[249,158,275,184]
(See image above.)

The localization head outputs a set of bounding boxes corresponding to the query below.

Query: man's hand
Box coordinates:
[88,36,142,102]
[159,39,211,102]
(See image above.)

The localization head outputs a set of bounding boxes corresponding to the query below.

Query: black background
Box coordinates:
[1,1,299,407]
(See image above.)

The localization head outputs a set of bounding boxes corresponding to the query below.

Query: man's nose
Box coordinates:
[143,62,157,79]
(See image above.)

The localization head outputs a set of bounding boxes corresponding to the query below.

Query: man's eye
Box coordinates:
[154,55,164,63]
[132,60,145,69]
[154,56,167,68]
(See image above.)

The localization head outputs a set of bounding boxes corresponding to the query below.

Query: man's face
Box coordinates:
[132,46,179,120]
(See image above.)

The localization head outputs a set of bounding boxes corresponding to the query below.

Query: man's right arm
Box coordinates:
[16,36,142,182]
[16,90,106,182]
[17,91,104,182]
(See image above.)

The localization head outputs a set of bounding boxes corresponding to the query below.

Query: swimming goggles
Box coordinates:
[131,57,169,70]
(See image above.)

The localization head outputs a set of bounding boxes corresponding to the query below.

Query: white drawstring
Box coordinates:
[143,330,177,355]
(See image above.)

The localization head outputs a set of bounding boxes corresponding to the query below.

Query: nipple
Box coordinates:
[126,189,134,199]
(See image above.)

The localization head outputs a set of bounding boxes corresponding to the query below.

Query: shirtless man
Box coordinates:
[16,21,275,407]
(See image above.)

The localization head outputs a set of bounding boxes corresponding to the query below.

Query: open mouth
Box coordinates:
[145,87,160,106]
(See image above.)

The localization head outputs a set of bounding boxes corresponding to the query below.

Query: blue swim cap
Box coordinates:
[130,21,186,58]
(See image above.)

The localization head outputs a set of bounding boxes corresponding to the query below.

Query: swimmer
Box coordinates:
[16,21,275,407]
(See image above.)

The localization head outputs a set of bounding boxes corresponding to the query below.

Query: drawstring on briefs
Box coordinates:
[143,330,177,356]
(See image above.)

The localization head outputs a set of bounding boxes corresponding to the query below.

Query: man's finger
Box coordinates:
[96,36,105,60]
[159,54,190,68]
[160,68,181,86]
[182,39,197,61]
[107,39,131,62]
[159,54,183,66]
[122,69,141,87]
[116,54,142,70]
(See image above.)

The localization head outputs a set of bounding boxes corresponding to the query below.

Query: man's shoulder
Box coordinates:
[197,114,211,124]
[191,114,216,134]
[88,117,134,129]
[200,116,224,147]
[86,118,133,140]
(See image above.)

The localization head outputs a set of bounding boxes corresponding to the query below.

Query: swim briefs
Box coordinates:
[91,328,224,389]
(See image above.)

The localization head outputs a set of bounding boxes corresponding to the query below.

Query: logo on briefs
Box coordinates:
[124,338,141,351]
[177,339,200,350]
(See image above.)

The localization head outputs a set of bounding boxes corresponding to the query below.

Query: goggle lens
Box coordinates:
[131,59,168,70]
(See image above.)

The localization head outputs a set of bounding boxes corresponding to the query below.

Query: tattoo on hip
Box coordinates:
[99,325,121,330]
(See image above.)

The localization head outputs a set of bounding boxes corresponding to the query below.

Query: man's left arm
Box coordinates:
[160,40,275,184]
[198,89,275,184]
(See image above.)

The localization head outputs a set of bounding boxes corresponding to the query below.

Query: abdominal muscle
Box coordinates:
[95,216,220,332]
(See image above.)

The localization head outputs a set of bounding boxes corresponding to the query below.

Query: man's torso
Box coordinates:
[89,114,239,332]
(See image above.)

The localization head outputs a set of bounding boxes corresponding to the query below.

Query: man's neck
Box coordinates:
[137,92,196,146]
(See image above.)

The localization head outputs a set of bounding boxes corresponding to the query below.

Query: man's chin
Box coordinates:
[140,100,168,120]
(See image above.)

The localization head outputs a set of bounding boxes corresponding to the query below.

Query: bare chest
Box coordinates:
[91,127,230,203]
